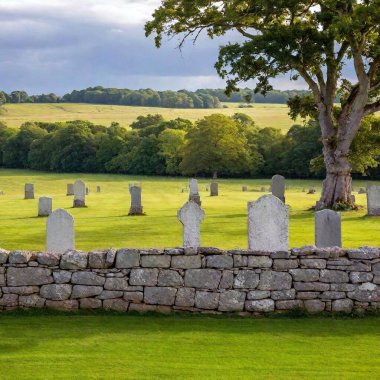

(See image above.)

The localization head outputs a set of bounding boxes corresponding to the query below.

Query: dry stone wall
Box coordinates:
[1,246,380,314]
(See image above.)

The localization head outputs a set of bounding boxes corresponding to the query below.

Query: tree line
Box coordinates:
[0,87,310,109]
[0,113,379,179]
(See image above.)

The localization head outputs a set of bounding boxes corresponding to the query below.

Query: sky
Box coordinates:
[0,0,353,95]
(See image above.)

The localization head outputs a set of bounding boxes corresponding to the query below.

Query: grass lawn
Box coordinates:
[0,169,379,251]
[0,102,301,131]
[0,312,379,379]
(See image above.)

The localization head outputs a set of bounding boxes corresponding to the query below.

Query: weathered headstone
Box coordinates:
[260,187,266,192]
[308,186,316,194]
[358,187,366,194]
[210,182,218,197]
[189,178,201,206]
[86,187,89,195]
[66,184,74,196]
[315,209,342,247]
[38,197,52,217]
[73,180,86,207]
[271,174,285,203]
[242,185,247,192]
[24,183,34,199]
[248,194,289,251]
[97,186,101,193]
[366,185,380,216]
[128,185,143,215]
[178,201,205,248]
[46,209,74,254]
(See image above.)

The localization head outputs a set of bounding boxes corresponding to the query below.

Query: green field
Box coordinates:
[0,169,379,251]
[0,102,299,130]
[0,312,379,379]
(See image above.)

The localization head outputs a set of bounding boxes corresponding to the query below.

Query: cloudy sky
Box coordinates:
[0,0,353,95]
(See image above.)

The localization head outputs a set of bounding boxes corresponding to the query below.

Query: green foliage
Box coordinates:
[158,129,186,175]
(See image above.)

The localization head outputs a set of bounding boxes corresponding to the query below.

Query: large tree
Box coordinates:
[146,0,380,209]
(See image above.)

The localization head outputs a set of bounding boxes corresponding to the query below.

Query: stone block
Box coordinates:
[293,282,329,291]
[129,269,158,286]
[296,292,319,300]
[40,284,72,300]
[103,299,129,312]
[37,253,60,266]
[60,251,87,270]
[248,256,273,268]
[71,271,105,286]
[320,291,345,300]
[219,271,234,289]
[275,300,303,310]
[115,249,140,268]
[195,291,219,309]
[184,269,221,289]
[0,294,18,307]
[349,272,373,283]
[9,251,33,264]
[332,299,353,313]
[144,287,177,305]
[218,290,245,312]
[289,269,319,282]
[89,249,116,269]
[141,255,171,268]
[234,270,260,289]
[0,249,9,264]
[19,295,45,308]
[233,255,247,267]
[123,292,143,303]
[158,270,183,287]
[320,270,349,283]
[258,271,292,290]
[171,255,201,269]
[46,300,78,310]
[245,299,274,312]
[71,285,103,299]
[2,286,39,295]
[175,288,195,307]
[104,277,129,291]
[53,270,72,284]
[273,259,298,270]
[80,298,102,309]
[271,289,295,300]
[300,259,326,269]
[97,290,123,300]
[7,267,52,286]
[247,290,270,300]
[304,300,325,313]
[206,255,233,269]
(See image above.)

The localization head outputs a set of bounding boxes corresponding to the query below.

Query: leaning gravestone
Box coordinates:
[178,201,205,248]
[97,186,101,193]
[129,185,143,215]
[73,180,86,207]
[24,183,34,199]
[210,182,218,197]
[308,186,316,194]
[46,209,74,254]
[242,185,247,192]
[38,197,52,217]
[66,184,74,196]
[315,209,342,247]
[248,194,289,251]
[189,178,201,206]
[358,187,366,194]
[366,185,380,216]
[271,174,285,203]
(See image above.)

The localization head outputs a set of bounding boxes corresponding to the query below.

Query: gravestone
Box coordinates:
[24,183,34,199]
[308,186,316,194]
[271,174,285,203]
[366,185,380,216]
[248,194,289,251]
[97,186,101,193]
[177,201,205,248]
[260,187,266,192]
[242,185,247,192]
[73,180,86,207]
[46,209,74,254]
[358,187,366,194]
[189,178,201,206]
[66,184,74,196]
[315,209,342,247]
[210,182,218,197]
[129,185,143,215]
[302,188,306,192]
[38,197,52,217]
[86,187,89,195]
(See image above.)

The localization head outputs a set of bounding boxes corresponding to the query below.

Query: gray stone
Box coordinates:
[104,277,130,291]
[144,287,177,305]
[245,299,274,312]
[234,270,260,289]
[97,186,101,193]
[271,289,295,300]
[247,290,270,300]
[129,185,143,215]
[7,267,52,286]
[210,182,218,197]
[320,269,349,283]
[178,201,205,248]
[366,185,380,216]
[80,298,102,309]
[242,185,247,192]
[195,291,219,309]
[330,283,356,291]
[184,269,221,289]
[0,294,18,308]
[71,271,105,286]
[248,195,288,251]
[175,288,195,307]
[19,295,45,308]
[273,259,298,270]
[9,251,33,264]
[206,255,233,269]
[37,253,60,266]
[347,249,380,260]
[258,271,292,290]
[53,270,72,284]
[293,282,329,291]
[60,250,87,269]
[71,285,103,299]
[38,197,52,217]
[103,299,129,312]
[348,283,380,302]
[171,255,201,269]
[219,271,234,289]
[66,184,74,196]
[73,179,86,207]
[297,292,319,300]
[300,259,326,269]
[248,256,273,268]
[2,286,38,295]
[233,255,247,267]
[24,183,34,199]
[304,300,325,313]
[46,300,78,310]
[130,269,158,286]
[89,249,116,269]
[218,290,245,312]
[349,272,373,283]
[46,209,75,254]
[141,255,171,268]
[347,261,371,272]
[332,299,353,313]
[97,290,124,300]
[158,270,183,287]
[276,300,303,310]
[320,291,345,300]
[123,292,143,303]
[188,178,201,206]
[0,249,8,264]
[315,210,342,248]
[116,249,140,268]
[289,269,319,282]
[271,174,285,203]
[40,284,72,300]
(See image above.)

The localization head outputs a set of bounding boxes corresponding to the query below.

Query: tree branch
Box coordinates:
[364,100,380,116]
